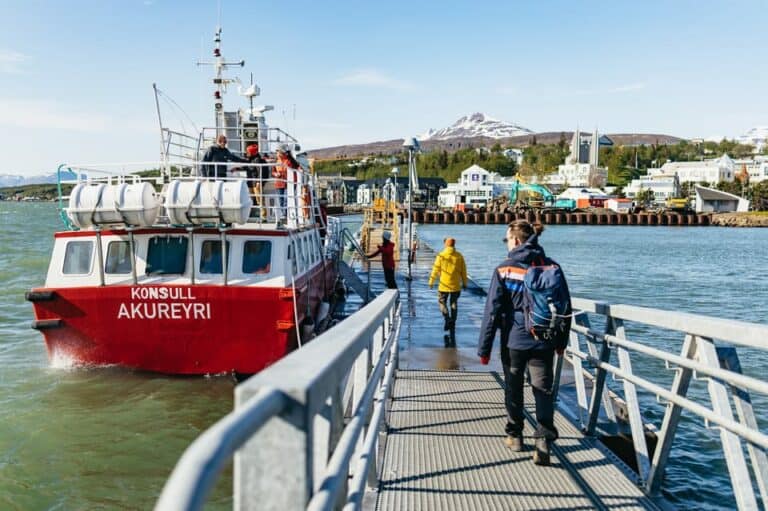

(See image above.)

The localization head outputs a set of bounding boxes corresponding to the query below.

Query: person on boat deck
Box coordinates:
[245,144,268,213]
[202,134,248,178]
[274,145,300,215]
[428,237,468,346]
[367,231,397,289]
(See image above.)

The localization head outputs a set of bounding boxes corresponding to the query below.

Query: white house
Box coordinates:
[694,186,749,213]
[438,165,496,208]
[606,198,633,213]
[356,184,373,205]
[660,154,734,185]
[625,173,681,206]
[503,148,524,165]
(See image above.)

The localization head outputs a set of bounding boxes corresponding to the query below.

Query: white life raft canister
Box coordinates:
[67,182,160,229]
[164,179,251,225]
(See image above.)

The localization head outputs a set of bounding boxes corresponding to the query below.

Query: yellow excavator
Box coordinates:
[665,197,691,212]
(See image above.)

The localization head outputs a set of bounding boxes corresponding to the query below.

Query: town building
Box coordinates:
[625,172,681,206]
[606,198,633,213]
[556,187,609,209]
[438,164,495,209]
[732,156,768,183]
[694,186,749,213]
[547,128,611,188]
[503,148,524,166]
[659,154,734,185]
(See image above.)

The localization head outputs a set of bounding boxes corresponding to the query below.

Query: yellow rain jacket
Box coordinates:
[428,247,468,292]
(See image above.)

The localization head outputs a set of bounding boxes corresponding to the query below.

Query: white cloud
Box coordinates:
[0,98,111,131]
[0,50,28,74]
[334,68,414,91]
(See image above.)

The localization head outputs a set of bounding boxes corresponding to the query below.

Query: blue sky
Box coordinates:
[1,0,766,175]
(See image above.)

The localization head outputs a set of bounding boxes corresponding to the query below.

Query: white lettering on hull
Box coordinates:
[119,287,210,320]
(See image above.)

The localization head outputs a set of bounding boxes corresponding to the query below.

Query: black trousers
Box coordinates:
[501,345,558,440]
[383,268,397,289]
[438,290,461,326]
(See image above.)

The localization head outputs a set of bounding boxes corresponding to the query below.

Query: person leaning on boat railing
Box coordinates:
[201,134,249,178]
[274,144,300,215]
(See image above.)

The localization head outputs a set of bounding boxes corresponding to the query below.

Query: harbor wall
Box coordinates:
[407,210,713,226]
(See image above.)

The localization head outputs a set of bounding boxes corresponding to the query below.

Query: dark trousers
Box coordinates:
[438,291,461,327]
[501,345,558,440]
[384,268,397,289]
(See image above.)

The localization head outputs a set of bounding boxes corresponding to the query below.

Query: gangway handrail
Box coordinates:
[561,297,768,511]
[155,290,400,511]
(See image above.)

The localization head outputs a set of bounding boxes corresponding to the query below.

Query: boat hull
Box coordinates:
[29,262,338,375]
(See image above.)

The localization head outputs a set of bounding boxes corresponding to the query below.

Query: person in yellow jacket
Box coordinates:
[428,237,468,346]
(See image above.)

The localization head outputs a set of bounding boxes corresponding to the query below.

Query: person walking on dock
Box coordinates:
[367,231,397,290]
[477,220,572,466]
[428,237,467,346]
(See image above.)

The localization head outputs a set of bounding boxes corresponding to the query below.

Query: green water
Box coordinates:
[0,202,233,510]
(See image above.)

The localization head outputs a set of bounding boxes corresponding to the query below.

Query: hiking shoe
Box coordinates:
[504,435,524,452]
[533,437,550,466]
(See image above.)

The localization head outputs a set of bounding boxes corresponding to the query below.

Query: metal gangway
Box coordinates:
[156,286,768,510]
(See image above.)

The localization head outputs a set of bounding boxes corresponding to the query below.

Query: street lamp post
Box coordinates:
[402,137,420,280]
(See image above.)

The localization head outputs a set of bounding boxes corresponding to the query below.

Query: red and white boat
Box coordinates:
[27,29,343,375]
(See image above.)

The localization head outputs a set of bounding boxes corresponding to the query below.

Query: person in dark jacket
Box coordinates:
[202,135,248,178]
[367,231,397,289]
[477,220,570,466]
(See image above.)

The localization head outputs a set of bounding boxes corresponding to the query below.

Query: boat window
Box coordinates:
[242,240,272,274]
[199,240,231,274]
[105,241,133,274]
[146,237,188,275]
[63,241,93,274]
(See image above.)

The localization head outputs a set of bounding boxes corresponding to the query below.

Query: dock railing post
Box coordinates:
[696,336,758,511]
[611,317,650,484]
[646,334,696,495]
[585,315,612,435]
[718,347,768,509]
[234,385,315,511]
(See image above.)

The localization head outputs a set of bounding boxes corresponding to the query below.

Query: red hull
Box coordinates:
[30,261,337,375]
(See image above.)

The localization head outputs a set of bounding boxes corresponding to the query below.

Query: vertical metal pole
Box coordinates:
[613,317,650,484]
[152,83,169,181]
[128,229,138,285]
[187,227,195,285]
[719,347,768,509]
[570,315,589,429]
[585,317,612,435]
[647,334,697,494]
[697,337,758,511]
[407,149,413,281]
[95,229,105,287]
[220,227,228,286]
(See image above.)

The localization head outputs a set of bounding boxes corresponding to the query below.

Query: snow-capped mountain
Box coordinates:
[419,113,533,141]
[0,170,79,187]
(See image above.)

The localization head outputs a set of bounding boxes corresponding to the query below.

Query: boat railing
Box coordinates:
[56,161,325,231]
[560,297,768,510]
[154,289,400,511]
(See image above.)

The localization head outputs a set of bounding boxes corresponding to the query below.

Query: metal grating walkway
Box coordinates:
[375,370,661,510]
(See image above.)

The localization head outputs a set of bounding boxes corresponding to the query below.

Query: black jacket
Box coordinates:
[477,235,570,355]
[202,145,248,178]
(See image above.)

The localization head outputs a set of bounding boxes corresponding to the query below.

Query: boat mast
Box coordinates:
[197,26,244,135]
